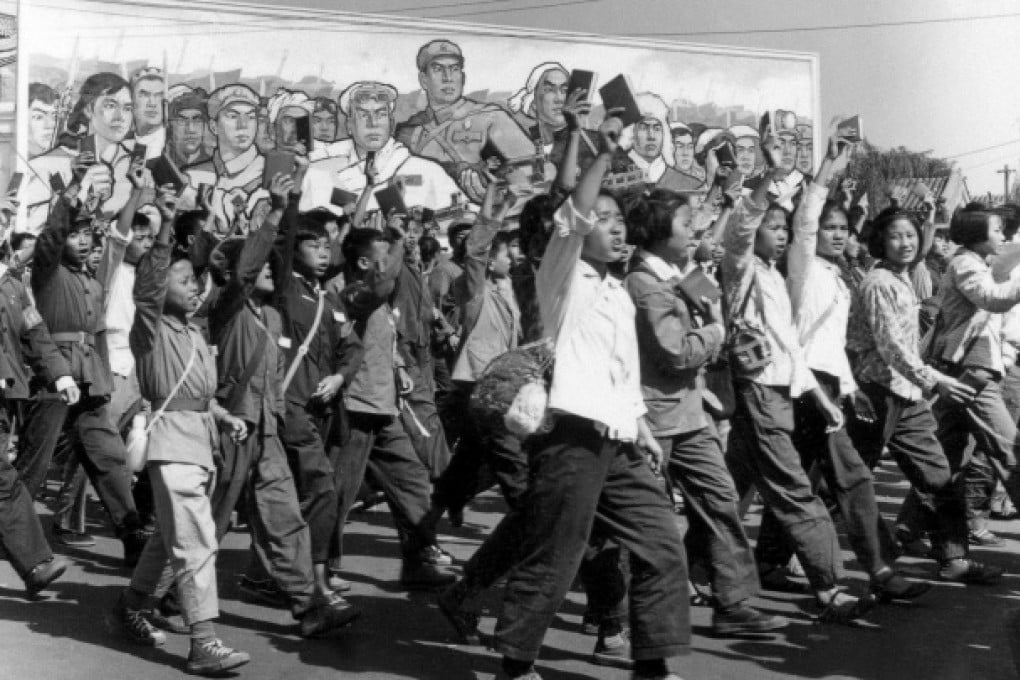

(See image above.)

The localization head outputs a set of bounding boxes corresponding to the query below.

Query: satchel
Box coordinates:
[125,338,198,473]
[725,272,772,379]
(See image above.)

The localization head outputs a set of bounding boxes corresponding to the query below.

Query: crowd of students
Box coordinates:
[3,52,1020,680]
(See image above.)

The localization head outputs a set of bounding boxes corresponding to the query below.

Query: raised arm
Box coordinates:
[953,254,1020,312]
[128,188,174,357]
[454,182,514,334]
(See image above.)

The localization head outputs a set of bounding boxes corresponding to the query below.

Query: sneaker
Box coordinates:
[53,527,96,548]
[114,594,167,646]
[712,604,788,636]
[938,558,1004,585]
[591,630,633,669]
[238,576,289,608]
[968,528,1005,547]
[786,554,806,578]
[350,490,386,513]
[816,590,873,625]
[144,609,189,635]
[25,557,69,597]
[437,582,481,645]
[497,670,543,680]
[895,526,933,558]
[400,562,457,591]
[419,544,454,566]
[299,597,361,638]
[186,638,250,676]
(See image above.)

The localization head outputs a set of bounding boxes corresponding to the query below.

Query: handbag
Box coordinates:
[125,338,198,473]
[725,271,772,379]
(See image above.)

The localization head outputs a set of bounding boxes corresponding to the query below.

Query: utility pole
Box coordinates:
[998,164,1014,203]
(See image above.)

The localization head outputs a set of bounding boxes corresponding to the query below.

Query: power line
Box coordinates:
[945,138,1020,160]
[429,0,599,19]
[626,10,1020,37]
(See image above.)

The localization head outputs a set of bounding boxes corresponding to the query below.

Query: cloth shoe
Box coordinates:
[938,558,1004,585]
[113,593,167,646]
[299,596,361,638]
[238,576,289,608]
[52,527,96,548]
[419,544,454,566]
[968,528,1005,547]
[712,603,789,636]
[25,557,69,597]
[437,581,482,645]
[186,638,250,675]
[400,562,457,591]
[591,630,633,669]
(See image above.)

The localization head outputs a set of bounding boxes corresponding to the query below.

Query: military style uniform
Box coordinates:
[395,98,535,193]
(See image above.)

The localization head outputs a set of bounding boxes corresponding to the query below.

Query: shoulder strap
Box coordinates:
[281,290,325,395]
[146,335,198,433]
[223,307,272,414]
[734,269,758,320]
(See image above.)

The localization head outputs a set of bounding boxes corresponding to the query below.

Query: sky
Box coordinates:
[234,0,1020,196]
[10,0,1020,195]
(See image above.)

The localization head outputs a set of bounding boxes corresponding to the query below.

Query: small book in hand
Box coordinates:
[675,267,721,316]
[599,74,642,127]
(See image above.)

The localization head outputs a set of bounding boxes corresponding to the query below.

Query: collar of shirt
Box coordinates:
[430,98,467,125]
[292,271,321,295]
[628,149,666,182]
[136,127,166,154]
[217,146,260,177]
[637,249,683,282]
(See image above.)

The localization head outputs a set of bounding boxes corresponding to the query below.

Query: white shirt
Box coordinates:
[135,126,166,160]
[300,137,462,216]
[787,182,857,396]
[720,197,817,398]
[105,230,137,377]
[537,198,646,440]
[628,149,667,183]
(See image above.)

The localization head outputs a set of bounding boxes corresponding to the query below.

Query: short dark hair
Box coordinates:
[341,227,387,271]
[518,194,558,261]
[819,200,849,227]
[295,212,329,245]
[490,231,514,260]
[419,235,441,263]
[173,210,206,254]
[764,203,794,231]
[29,82,57,106]
[132,212,151,230]
[996,203,1020,242]
[447,222,473,263]
[867,207,920,259]
[624,188,688,250]
[949,204,998,247]
[73,72,130,119]
[10,232,36,252]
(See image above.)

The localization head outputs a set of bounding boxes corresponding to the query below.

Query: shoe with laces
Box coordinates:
[144,608,189,635]
[400,562,457,591]
[186,638,250,676]
[114,594,167,646]
[53,527,96,548]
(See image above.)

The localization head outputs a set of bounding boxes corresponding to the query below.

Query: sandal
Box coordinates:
[816,590,873,625]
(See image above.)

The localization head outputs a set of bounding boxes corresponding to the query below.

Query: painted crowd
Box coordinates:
[0,35,1016,680]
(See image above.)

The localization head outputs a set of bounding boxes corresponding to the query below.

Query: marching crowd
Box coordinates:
[3,38,1020,680]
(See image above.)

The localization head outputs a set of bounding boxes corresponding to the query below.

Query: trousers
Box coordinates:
[18,395,139,533]
[280,403,338,563]
[661,423,758,608]
[212,426,317,618]
[130,462,219,626]
[757,372,895,578]
[330,412,436,565]
[725,382,841,591]
[494,415,689,663]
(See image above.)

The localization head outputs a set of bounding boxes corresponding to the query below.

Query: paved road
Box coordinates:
[0,460,1018,680]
